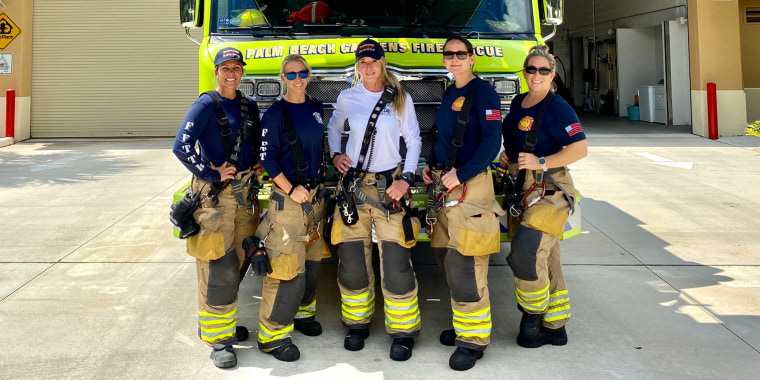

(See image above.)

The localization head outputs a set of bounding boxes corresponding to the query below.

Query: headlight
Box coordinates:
[237,81,254,96]
[493,80,517,95]
[257,81,280,97]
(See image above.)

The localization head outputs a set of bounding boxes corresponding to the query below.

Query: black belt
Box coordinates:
[357,168,396,182]
[279,177,321,191]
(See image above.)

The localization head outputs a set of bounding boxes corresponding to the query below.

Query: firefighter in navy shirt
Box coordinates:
[172,47,261,369]
[252,54,328,362]
[421,36,504,371]
[499,45,587,350]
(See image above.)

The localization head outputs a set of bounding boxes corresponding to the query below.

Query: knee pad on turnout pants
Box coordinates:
[507,225,542,281]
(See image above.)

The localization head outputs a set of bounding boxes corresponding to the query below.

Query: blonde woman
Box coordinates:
[327,39,422,361]
[251,54,328,362]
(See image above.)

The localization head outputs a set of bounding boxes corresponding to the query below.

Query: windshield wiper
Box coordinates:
[218,25,295,38]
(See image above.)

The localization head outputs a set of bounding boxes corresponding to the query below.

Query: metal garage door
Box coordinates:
[31,1,199,137]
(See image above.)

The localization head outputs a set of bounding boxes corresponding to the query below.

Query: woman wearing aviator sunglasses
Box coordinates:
[500,45,587,350]
[422,35,504,371]
[253,54,328,362]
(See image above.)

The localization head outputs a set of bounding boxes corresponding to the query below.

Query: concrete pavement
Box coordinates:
[1,115,760,379]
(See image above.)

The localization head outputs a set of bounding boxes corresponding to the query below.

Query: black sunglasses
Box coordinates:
[443,51,470,60]
[284,70,309,80]
[525,66,552,75]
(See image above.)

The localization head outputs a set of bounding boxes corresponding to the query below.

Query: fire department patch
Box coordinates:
[452,96,465,111]
[518,116,534,131]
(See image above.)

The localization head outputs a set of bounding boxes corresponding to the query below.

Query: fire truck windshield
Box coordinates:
[213,0,534,38]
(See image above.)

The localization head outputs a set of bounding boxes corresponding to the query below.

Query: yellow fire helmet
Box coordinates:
[230,9,268,27]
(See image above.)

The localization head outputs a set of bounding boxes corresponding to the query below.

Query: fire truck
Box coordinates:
[175,0,580,241]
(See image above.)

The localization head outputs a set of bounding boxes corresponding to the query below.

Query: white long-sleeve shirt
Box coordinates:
[327,84,422,175]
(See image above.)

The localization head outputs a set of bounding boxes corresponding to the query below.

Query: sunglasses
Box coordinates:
[443,51,471,60]
[525,66,552,75]
[284,70,309,80]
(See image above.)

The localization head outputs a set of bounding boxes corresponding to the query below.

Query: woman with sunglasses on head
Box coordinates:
[421,35,504,371]
[252,54,328,362]
[172,47,262,369]
[327,39,422,362]
[499,45,587,349]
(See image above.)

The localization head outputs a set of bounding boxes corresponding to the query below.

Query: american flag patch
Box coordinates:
[565,122,583,136]
[485,109,501,121]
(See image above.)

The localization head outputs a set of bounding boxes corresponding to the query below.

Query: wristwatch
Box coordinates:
[400,172,415,186]
[538,157,548,172]
[330,152,341,160]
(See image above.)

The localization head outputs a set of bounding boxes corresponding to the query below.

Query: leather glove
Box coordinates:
[242,236,272,276]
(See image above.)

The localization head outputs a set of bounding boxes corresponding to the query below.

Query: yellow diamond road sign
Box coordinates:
[0,12,21,50]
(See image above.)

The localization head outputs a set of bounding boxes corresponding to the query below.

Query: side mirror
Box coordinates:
[180,0,203,28]
[539,0,564,26]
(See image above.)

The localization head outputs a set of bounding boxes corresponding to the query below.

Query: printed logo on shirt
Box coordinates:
[485,109,501,121]
[262,128,269,137]
[184,122,194,131]
[565,122,583,136]
[452,96,465,111]
[313,112,323,124]
[518,116,534,131]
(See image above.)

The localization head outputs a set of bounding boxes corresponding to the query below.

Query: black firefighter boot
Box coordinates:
[516,312,568,348]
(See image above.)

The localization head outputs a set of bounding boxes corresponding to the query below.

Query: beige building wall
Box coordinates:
[688,0,747,136]
[740,0,760,124]
[0,1,32,143]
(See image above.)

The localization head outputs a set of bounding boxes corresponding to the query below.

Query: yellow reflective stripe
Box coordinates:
[516,283,550,299]
[384,305,419,318]
[543,305,571,322]
[200,330,236,344]
[257,323,293,343]
[384,309,420,323]
[548,290,569,306]
[295,300,317,318]
[199,307,237,320]
[384,296,418,309]
[199,317,235,327]
[386,316,421,330]
[517,283,550,296]
[453,306,491,320]
[341,290,375,305]
[452,321,491,338]
[516,284,549,311]
[341,304,375,321]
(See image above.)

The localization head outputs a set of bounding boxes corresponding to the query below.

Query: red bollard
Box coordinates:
[707,82,718,140]
[5,88,14,138]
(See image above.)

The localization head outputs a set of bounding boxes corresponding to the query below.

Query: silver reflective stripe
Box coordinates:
[201,325,235,339]
[453,310,491,322]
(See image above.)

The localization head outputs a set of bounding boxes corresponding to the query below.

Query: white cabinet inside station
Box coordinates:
[638,85,667,124]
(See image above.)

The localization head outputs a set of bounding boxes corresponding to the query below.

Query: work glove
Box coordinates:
[242,236,272,276]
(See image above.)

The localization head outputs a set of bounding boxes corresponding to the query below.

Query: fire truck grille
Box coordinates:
[307,79,447,105]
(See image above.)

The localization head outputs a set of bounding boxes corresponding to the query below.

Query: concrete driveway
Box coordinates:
[1,116,759,379]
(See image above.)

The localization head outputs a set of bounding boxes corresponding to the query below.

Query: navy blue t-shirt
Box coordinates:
[259,99,324,179]
[502,93,586,162]
[172,91,260,183]
[432,78,503,183]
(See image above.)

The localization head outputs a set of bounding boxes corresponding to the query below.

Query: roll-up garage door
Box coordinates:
[31,1,199,137]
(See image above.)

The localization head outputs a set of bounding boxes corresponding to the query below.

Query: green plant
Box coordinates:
[748,120,760,137]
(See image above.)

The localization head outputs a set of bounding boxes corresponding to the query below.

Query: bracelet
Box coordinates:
[288,185,296,196]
